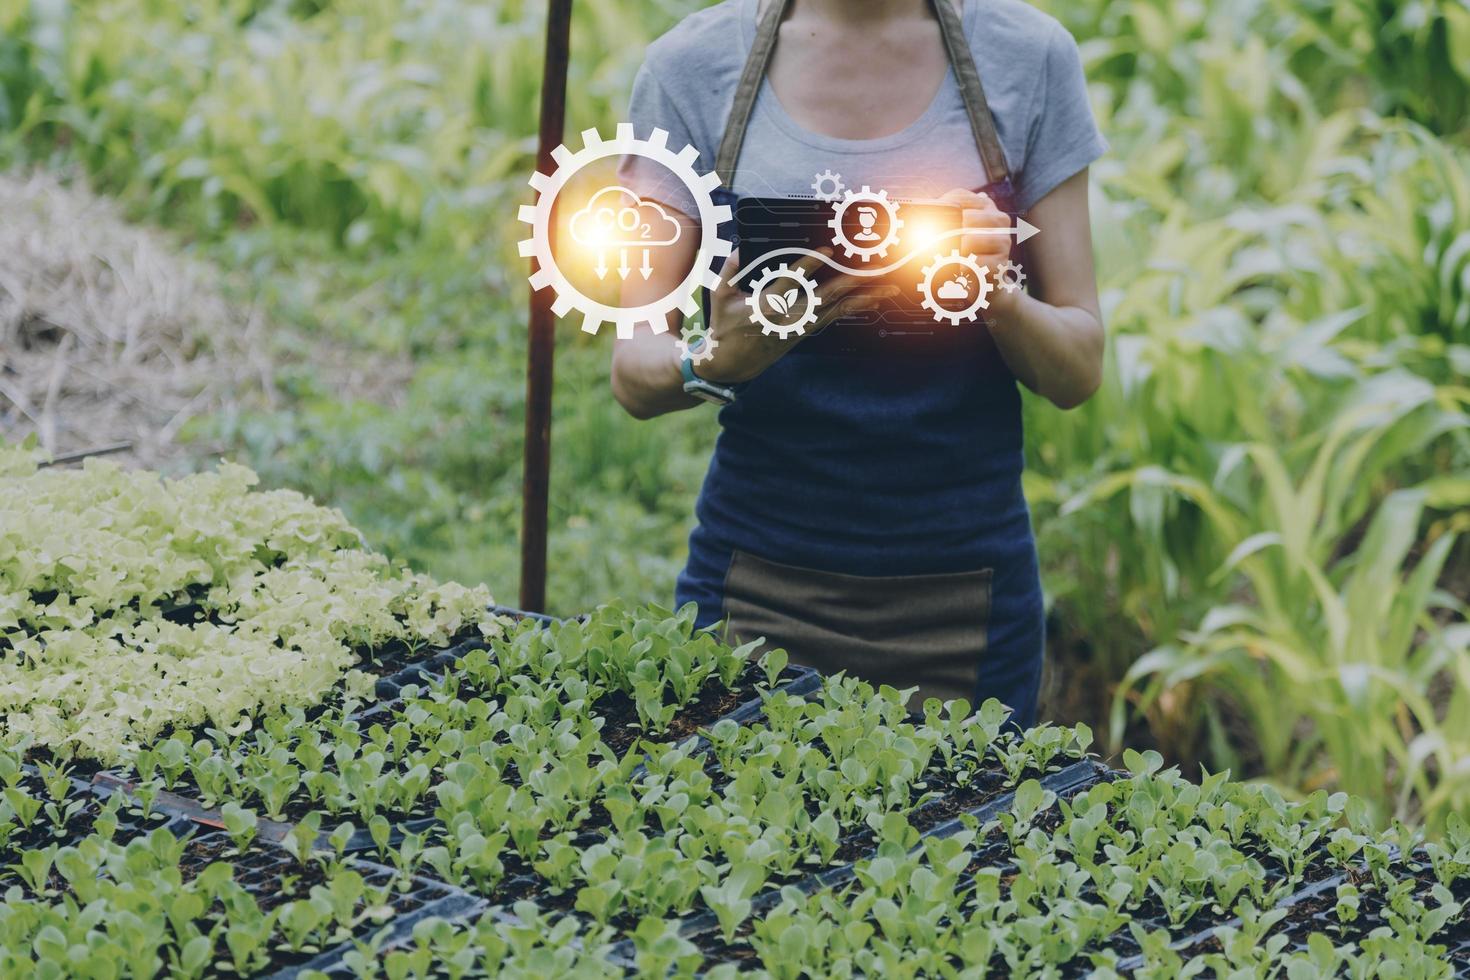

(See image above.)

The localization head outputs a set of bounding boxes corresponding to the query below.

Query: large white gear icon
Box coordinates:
[518,124,733,339]
[918,251,992,325]
[674,325,718,365]
[827,186,903,263]
[995,259,1027,293]
[811,169,846,203]
[746,263,821,339]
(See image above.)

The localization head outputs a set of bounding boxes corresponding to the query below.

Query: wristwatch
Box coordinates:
[679,340,737,406]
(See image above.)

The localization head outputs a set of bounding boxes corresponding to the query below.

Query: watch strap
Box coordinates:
[680,349,737,405]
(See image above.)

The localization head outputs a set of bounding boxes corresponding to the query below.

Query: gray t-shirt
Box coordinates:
[619,0,1106,215]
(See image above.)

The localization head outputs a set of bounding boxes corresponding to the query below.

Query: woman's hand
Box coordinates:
[698,248,877,384]
[938,188,1019,316]
[940,171,1106,409]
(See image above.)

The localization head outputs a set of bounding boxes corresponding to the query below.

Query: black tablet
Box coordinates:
[732,195,1008,356]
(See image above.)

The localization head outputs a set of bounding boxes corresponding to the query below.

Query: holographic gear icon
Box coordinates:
[995,259,1027,293]
[811,169,846,203]
[918,251,992,325]
[827,186,903,263]
[518,124,733,339]
[746,263,822,339]
[674,325,718,365]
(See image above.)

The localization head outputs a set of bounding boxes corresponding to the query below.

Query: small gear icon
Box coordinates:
[674,326,718,365]
[918,251,992,325]
[995,259,1027,293]
[518,124,733,339]
[746,263,821,339]
[811,169,846,203]
[827,186,903,263]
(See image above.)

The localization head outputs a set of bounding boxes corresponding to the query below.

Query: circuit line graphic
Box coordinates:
[727,219,1039,286]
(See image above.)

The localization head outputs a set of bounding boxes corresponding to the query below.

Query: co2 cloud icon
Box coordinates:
[570,186,682,280]
[570,186,682,247]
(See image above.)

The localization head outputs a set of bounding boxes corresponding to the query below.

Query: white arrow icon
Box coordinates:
[952,217,1039,243]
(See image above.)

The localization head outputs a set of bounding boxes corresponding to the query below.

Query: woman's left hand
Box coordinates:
[938,188,1019,315]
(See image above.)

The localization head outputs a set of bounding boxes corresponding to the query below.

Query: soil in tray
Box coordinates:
[0,776,180,900]
[927,774,1353,977]
[177,834,434,971]
[352,630,490,683]
[592,662,804,759]
[1172,862,1470,963]
[691,917,763,971]
[446,763,1063,936]
[166,663,801,829]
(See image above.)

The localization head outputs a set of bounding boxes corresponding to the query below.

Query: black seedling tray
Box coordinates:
[7,764,192,848]
[797,758,1106,901]
[1,797,197,900]
[268,888,485,980]
[1107,854,1353,974]
[165,830,483,980]
[95,657,819,859]
[621,662,823,772]
[343,606,556,725]
[368,632,495,700]
[1150,853,1469,974]
[605,757,1108,967]
[487,603,563,626]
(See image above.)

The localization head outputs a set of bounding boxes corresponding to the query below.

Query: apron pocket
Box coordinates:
[721,550,992,709]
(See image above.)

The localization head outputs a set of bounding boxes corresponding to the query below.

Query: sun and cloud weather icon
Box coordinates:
[569,185,682,280]
[936,274,973,300]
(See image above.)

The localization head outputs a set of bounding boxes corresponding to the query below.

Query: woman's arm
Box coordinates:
[946,169,1105,410]
[611,214,877,419]
[610,215,701,420]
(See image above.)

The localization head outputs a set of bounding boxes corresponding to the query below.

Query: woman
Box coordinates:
[612,0,1106,727]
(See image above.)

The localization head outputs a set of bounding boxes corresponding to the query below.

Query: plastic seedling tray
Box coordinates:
[5,765,198,899]
[343,605,560,725]
[368,631,495,700]
[607,757,1108,967]
[487,603,564,626]
[1248,854,1466,966]
[91,768,440,855]
[92,654,814,861]
[1101,868,1347,974]
[15,764,189,845]
[618,662,823,770]
[90,770,302,842]
[267,887,485,980]
[165,831,483,980]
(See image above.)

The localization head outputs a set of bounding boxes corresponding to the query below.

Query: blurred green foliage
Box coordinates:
[1,0,1467,828]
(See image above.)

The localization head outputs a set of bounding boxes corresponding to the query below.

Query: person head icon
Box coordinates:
[853,206,881,242]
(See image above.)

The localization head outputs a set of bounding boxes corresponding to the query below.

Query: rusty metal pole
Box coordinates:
[520,0,574,614]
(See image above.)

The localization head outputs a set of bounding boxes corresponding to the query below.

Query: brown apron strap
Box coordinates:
[714,0,791,186]
[715,0,1011,190]
[930,0,1011,185]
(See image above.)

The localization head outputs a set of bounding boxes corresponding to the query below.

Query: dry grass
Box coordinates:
[0,170,278,468]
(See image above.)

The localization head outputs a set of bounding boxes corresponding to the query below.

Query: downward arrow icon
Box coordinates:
[639,249,652,279]
[617,248,630,280]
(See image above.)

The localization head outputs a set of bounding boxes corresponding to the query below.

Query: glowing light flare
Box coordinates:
[901,217,946,252]
[541,184,626,302]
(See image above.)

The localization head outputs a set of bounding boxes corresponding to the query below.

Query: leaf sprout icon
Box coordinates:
[937,273,972,300]
[766,288,801,316]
